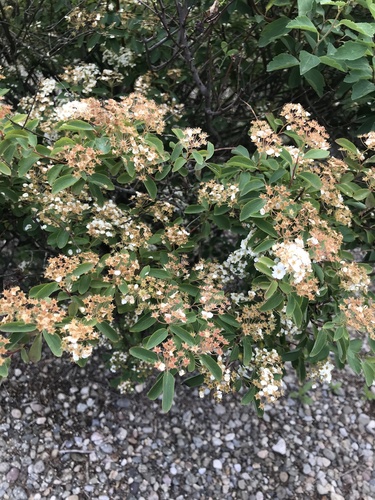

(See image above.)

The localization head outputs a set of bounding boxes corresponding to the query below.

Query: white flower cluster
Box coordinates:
[54,100,89,121]
[271,238,312,284]
[221,230,256,281]
[63,63,100,94]
[254,348,283,403]
[102,47,136,71]
[313,360,334,384]
[109,351,128,373]
[279,307,300,337]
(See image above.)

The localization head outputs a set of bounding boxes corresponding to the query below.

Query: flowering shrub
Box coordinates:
[0,89,374,413]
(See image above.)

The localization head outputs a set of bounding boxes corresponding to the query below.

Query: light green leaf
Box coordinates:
[29,282,59,299]
[304,69,325,97]
[143,176,157,199]
[162,371,175,412]
[0,322,36,333]
[169,324,195,347]
[241,386,256,405]
[43,331,62,357]
[287,16,318,32]
[146,328,168,349]
[299,50,321,75]
[89,173,115,190]
[73,262,95,277]
[319,56,347,72]
[334,41,369,60]
[335,138,358,155]
[259,292,284,311]
[59,120,94,131]
[51,174,79,194]
[240,198,266,221]
[298,171,322,190]
[0,161,11,176]
[267,54,300,72]
[339,20,375,37]
[304,149,330,159]
[310,330,327,357]
[130,313,157,333]
[29,333,42,363]
[351,80,375,100]
[242,337,253,366]
[96,322,120,342]
[199,354,222,381]
[129,346,158,363]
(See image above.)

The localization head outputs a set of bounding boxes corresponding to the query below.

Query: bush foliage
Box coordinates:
[0,0,374,412]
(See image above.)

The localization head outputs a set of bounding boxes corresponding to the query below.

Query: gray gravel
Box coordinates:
[0,352,374,500]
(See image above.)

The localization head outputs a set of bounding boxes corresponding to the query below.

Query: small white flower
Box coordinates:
[272,262,286,280]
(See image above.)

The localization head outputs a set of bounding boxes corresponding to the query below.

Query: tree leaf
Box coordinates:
[334,41,369,60]
[130,313,157,332]
[351,80,375,100]
[0,322,36,333]
[242,336,253,366]
[169,324,195,346]
[96,322,120,342]
[89,173,115,190]
[52,174,79,194]
[143,176,157,199]
[240,198,266,221]
[287,16,318,32]
[299,50,321,75]
[0,161,11,176]
[162,371,175,412]
[267,53,300,72]
[298,171,322,190]
[29,282,59,298]
[199,354,222,381]
[129,346,158,363]
[29,333,42,363]
[43,331,62,357]
[59,119,94,131]
[259,17,291,47]
[309,330,327,358]
[146,328,168,349]
[304,69,325,97]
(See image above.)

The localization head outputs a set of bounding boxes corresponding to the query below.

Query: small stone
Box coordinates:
[66,496,79,500]
[358,414,370,426]
[213,459,223,470]
[303,464,312,475]
[33,460,45,474]
[225,433,235,441]
[330,494,345,500]
[280,472,288,483]
[238,480,246,490]
[6,467,20,483]
[214,404,226,416]
[212,437,223,446]
[198,468,206,475]
[99,443,113,454]
[317,457,331,467]
[257,450,268,459]
[116,398,131,408]
[11,409,22,419]
[366,420,375,434]
[234,464,242,473]
[317,483,329,495]
[36,417,46,425]
[170,466,177,475]
[323,449,336,461]
[91,432,104,444]
[272,438,287,455]
[116,428,127,440]
[76,403,87,413]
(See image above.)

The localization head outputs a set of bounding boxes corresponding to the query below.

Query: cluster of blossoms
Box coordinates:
[44,252,100,288]
[102,47,136,72]
[62,63,101,95]
[249,120,282,156]
[237,300,276,341]
[62,319,98,361]
[271,238,312,284]
[340,298,375,340]
[179,128,208,150]
[65,7,102,30]
[198,180,239,208]
[0,335,9,366]
[252,348,284,407]
[310,360,335,384]
[338,262,371,294]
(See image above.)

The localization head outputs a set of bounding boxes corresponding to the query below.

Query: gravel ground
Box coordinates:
[0,351,374,500]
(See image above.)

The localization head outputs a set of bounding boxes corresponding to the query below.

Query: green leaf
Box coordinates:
[0,161,11,176]
[146,328,168,349]
[351,80,375,100]
[29,333,42,363]
[240,198,266,221]
[298,0,315,16]
[242,337,253,366]
[129,346,158,363]
[43,331,62,357]
[89,173,115,190]
[192,150,204,165]
[162,371,175,412]
[173,157,187,172]
[339,20,375,37]
[335,138,358,155]
[226,156,256,170]
[298,171,322,190]
[57,230,69,249]
[169,324,195,346]
[287,16,318,32]
[183,374,205,387]
[259,292,284,311]
[130,313,157,333]
[319,56,347,72]
[259,17,291,47]
[147,373,164,400]
[265,280,278,300]
[29,282,59,299]
[304,69,325,97]
[334,41,369,60]
[96,322,120,342]
[304,149,330,159]
[0,322,36,333]
[73,262,95,277]
[362,360,375,386]
[253,219,278,238]
[51,174,79,194]
[240,179,265,195]
[267,54,300,72]
[241,386,256,405]
[199,354,222,381]
[299,50,321,75]
[309,330,327,358]
[143,176,157,199]
[0,357,11,377]
[185,204,206,214]
[59,120,94,131]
